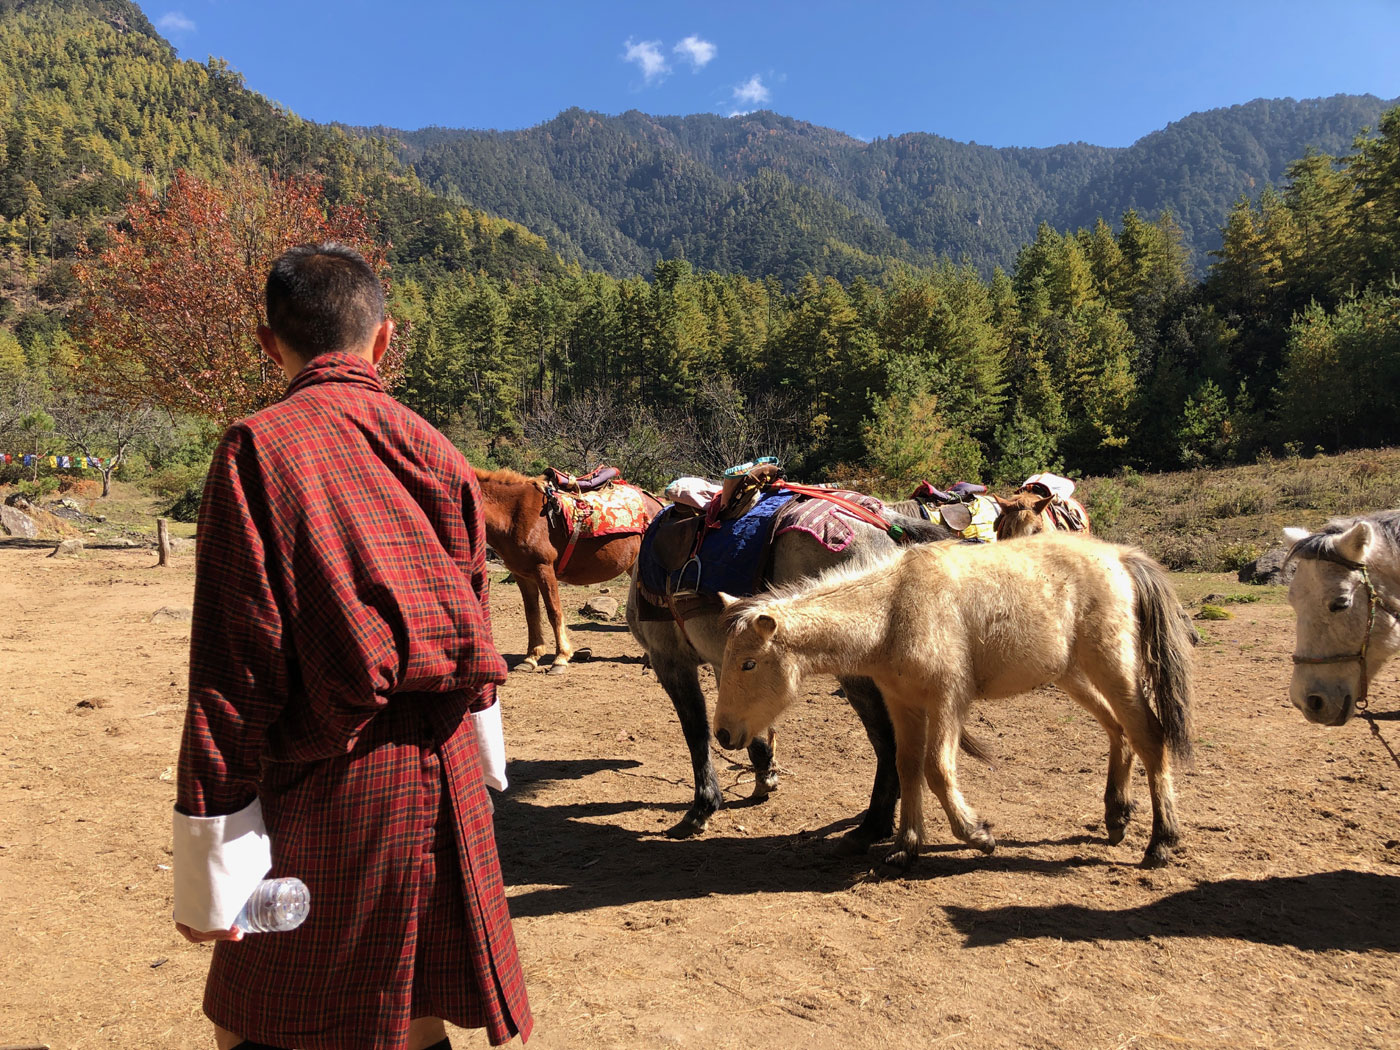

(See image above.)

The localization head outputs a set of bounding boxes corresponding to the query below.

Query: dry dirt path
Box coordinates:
[0,545,1397,1049]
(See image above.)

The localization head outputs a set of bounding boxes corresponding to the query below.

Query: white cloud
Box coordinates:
[156,11,196,34]
[673,35,716,70]
[623,38,670,83]
[732,74,770,107]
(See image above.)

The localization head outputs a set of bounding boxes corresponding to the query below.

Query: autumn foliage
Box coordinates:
[75,163,403,425]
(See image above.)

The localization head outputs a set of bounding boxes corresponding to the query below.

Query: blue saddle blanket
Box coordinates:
[638,489,797,598]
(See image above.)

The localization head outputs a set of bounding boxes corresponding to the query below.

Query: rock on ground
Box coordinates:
[1238,545,1297,586]
[0,505,39,539]
[48,538,84,558]
[582,596,621,620]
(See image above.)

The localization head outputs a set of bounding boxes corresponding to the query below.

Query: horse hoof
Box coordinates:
[546,662,570,675]
[968,825,997,854]
[751,774,779,799]
[881,848,916,872]
[572,648,593,663]
[1140,841,1176,868]
[512,660,539,673]
[666,815,709,839]
[1106,825,1128,846]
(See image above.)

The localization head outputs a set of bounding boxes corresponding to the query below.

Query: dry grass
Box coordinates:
[1076,447,1400,572]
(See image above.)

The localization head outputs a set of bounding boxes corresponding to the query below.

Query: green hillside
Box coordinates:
[383,95,1398,280]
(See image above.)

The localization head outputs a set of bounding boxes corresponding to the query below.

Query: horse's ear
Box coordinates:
[754,613,778,641]
[717,592,741,610]
[991,493,1009,507]
[1334,520,1376,564]
[1034,494,1055,514]
[1282,526,1310,544]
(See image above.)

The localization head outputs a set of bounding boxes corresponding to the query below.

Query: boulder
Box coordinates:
[0,505,39,539]
[1238,545,1297,586]
[49,538,84,558]
[582,596,621,620]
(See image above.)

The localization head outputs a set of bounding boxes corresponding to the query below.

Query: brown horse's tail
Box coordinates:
[1123,548,1195,765]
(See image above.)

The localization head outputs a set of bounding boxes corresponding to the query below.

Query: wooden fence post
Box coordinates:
[156,517,170,567]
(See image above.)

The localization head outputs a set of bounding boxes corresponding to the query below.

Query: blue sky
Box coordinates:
[139,1,1400,147]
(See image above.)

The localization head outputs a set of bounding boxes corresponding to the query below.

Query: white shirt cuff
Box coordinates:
[171,797,272,931]
[473,702,508,792]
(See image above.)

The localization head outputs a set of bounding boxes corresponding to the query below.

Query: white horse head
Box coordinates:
[1286,519,1400,725]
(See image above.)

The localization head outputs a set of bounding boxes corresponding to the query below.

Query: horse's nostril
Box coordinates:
[715,727,732,749]
[1306,694,1325,713]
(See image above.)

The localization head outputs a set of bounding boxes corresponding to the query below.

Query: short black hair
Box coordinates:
[264,242,385,358]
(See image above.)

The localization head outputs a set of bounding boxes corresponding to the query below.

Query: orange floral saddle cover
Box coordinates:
[550,482,655,539]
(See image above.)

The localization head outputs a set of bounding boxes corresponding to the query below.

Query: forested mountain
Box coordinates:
[0,0,560,345]
[380,95,1398,281]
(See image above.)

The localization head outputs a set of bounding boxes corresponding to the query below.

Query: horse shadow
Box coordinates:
[941,869,1400,953]
[496,759,1161,919]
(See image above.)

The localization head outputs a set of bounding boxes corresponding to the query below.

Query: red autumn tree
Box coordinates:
[74,161,404,425]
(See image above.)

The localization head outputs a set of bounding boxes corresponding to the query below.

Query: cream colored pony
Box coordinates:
[713,532,1195,870]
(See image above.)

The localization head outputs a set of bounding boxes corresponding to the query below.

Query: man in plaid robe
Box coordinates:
[172,244,532,1050]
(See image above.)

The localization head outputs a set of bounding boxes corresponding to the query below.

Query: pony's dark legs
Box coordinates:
[647,651,721,837]
[1058,672,1137,844]
[1080,665,1181,867]
[835,676,900,853]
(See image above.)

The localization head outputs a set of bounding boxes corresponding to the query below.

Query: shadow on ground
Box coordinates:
[942,869,1400,953]
[496,759,1400,955]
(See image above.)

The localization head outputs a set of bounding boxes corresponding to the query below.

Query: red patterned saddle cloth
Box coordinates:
[774,489,887,553]
[551,482,655,538]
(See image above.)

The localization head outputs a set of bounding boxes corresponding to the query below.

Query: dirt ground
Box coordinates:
[1,543,1397,1050]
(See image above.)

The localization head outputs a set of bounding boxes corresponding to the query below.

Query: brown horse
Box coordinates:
[475,467,664,673]
[993,490,1091,540]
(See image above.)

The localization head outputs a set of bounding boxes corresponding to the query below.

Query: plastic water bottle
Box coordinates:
[234,877,310,933]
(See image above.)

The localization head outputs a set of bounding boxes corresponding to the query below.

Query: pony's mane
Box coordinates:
[474,466,542,487]
[722,543,906,633]
[1287,509,1400,565]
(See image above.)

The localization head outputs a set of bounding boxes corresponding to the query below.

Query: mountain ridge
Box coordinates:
[365,93,1398,280]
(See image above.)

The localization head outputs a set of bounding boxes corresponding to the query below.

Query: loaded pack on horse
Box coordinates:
[713,531,1195,870]
[888,480,1002,542]
[993,471,1092,540]
[1284,511,1400,732]
[476,465,663,673]
[627,460,980,848]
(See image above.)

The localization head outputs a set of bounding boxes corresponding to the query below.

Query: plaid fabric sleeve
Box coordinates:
[177,427,291,818]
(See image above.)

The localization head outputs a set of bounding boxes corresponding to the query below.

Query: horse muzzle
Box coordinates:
[1291,688,1354,727]
[713,723,750,750]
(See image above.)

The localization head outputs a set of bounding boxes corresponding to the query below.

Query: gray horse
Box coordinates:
[626,507,961,851]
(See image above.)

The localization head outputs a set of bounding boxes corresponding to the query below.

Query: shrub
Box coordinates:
[165,481,203,523]
[1219,542,1261,572]
[1082,479,1123,534]
[1197,604,1232,620]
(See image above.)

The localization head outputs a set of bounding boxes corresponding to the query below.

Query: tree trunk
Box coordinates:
[156,517,170,567]
[101,467,113,498]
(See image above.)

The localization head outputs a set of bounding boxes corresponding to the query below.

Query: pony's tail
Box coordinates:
[1123,548,1195,765]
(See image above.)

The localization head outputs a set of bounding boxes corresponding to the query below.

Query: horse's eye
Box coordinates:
[1329,596,1352,612]
[742,659,756,671]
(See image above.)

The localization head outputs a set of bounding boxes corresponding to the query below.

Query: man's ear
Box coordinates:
[370,318,394,365]
[257,324,285,367]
